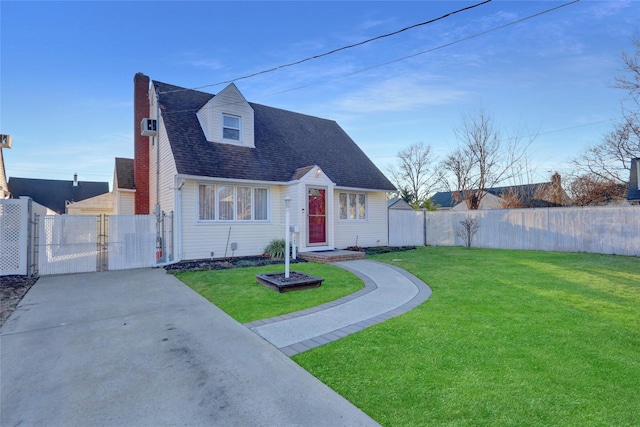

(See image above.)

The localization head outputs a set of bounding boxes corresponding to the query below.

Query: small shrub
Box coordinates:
[264,239,286,259]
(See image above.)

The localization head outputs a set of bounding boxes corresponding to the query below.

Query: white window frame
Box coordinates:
[198,183,269,222]
[339,192,367,221]
[222,114,241,142]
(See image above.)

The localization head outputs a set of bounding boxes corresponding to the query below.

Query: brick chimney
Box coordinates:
[134,72,150,214]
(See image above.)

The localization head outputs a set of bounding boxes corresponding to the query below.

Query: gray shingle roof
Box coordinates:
[8,177,109,214]
[154,81,396,191]
[628,158,640,201]
[115,157,135,190]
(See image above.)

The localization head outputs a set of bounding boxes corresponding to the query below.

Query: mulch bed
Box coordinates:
[164,256,307,274]
[1,275,39,328]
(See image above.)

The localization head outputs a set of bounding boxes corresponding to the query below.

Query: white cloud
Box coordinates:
[332,76,468,114]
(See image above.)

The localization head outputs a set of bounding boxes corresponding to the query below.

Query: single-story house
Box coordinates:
[132,73,396,260]
[431,174,568,210]
[628,158,640,204]
[7,175,109,214]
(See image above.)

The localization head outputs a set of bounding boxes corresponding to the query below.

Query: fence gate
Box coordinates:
[36,215,101,276]
[35,213,171,275]
[106,215,156,270]
[0,199,30,276]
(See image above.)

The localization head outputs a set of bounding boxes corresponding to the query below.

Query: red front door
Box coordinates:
[307,188,327,245]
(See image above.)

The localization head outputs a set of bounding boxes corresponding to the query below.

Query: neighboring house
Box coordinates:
[7,175,109,214]
[431,174,568,210]
[388,198,415,211]
[132,73,396,260]
[628,158,640,205]
[66,192,113,215]
[113,157,135,215]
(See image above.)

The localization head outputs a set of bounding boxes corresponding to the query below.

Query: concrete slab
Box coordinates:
[1,268,379,427]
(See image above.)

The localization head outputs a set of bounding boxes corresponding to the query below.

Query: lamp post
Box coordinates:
[284,196,291,279]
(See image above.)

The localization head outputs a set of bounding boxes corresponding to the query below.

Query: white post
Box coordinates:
[285,197,291,279]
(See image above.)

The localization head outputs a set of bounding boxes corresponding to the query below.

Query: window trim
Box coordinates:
[339,191,367,221]
[222,113,241,142]
[198,183,269,223]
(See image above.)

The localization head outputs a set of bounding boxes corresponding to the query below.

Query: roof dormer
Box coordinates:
[197,83,255,148]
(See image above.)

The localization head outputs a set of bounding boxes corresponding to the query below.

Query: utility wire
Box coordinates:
[265,0,582,96]
[159,0,493,94]
[161,0,582,116]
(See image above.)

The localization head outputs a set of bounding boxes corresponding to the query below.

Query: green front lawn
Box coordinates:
[293,247,640,426]
[176,262,364,323]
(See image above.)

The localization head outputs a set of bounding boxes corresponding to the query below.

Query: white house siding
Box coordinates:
[150,89,178,215]
[333,191,388,248]
[115,190,135,215]
[196,84,255,148]
[179,180,287,260]
[66,192,113,215]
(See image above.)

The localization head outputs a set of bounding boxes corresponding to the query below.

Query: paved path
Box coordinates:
[247,259,432,356]
[1,268,379,427]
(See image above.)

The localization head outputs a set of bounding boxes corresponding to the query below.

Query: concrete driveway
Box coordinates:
[1,268,379,426]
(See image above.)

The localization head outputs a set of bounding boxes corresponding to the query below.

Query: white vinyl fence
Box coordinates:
[1,198,174,277]
[389,209,425,246]
[0,199,29,276]
[389,206,640,257]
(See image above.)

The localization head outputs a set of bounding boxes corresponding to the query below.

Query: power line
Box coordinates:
[159,0,493,94]
[160,0,582,115]
[263,0,582,96]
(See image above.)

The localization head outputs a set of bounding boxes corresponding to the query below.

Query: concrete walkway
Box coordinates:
[1,268,379,427]
[247,260,432,356]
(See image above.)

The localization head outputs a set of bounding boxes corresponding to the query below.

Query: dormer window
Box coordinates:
[196,83,255,148]
[223,114,241,141]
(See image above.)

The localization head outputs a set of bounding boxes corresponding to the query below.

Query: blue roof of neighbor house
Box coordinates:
[430,191,457,209]
[431,182,562,209]
[154,81,396,192]
[8,177,109,214]
[628,158,640,201]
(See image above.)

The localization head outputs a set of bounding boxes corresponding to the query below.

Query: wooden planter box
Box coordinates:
[256,271,324,293]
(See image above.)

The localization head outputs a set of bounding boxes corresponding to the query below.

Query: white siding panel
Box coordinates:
[151,86,178,216]
[119,192,135,215]
[197,84,255,148]
[180,181,286,259]
[333,191,388,248]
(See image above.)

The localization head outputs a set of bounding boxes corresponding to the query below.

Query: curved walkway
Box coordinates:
[246,259,432,356]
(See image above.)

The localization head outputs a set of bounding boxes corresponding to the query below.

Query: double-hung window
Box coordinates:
[222,114,241,141]
[199,184,268,221]
[339,192,366,220]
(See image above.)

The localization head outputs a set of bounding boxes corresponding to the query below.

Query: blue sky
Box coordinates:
[2,1,638,191]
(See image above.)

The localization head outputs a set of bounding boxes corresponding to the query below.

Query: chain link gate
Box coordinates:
[34,212,173,275]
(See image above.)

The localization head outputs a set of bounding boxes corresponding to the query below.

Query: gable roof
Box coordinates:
[154,81,396,191]
[7,177,109,214]
[115,157,135,190]
[431,191,458,209]
[628,158,640,201]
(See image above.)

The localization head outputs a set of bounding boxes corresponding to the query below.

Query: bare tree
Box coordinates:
[572,36,640,185]
[568,174,628,206]
[615,36,640,106]
[456,216,479,248]
[440,107,533,209]
[387,142,439,205]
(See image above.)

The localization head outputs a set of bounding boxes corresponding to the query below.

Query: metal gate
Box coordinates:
[35,213,173,275]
